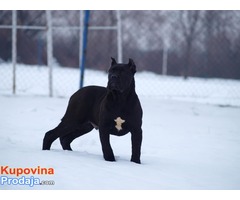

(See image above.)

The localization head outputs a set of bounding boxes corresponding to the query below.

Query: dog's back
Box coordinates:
[62,86,107,124]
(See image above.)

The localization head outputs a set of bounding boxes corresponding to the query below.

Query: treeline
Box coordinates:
[0,10,240,79]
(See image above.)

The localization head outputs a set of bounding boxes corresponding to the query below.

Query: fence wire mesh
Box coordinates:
[0,10,240,104]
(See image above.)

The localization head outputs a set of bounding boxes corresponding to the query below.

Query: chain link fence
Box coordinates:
[1,10,240,105]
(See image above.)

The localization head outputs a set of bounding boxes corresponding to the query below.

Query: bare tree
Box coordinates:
[178,11,202,79]
[202,11,240,78]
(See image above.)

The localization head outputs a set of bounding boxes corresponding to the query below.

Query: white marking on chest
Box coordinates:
[114,117,125,131]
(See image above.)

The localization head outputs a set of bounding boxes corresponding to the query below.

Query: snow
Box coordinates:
[1,63,240,106]
[0,63,240,189]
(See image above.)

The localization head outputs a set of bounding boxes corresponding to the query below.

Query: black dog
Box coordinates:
[42,58,143,164]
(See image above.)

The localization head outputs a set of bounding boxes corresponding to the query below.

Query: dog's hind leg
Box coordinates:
[59,122,94,150]
[42,122,76,150]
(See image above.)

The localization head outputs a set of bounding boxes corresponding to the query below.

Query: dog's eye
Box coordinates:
[109,68,116,72]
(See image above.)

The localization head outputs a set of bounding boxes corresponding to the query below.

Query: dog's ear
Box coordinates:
[128,58,136,74]
[111,57,117,66]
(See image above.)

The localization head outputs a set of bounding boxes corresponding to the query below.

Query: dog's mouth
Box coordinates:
[107,81,123,92]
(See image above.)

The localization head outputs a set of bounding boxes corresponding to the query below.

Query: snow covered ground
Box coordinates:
[1,63,240,106]
[0,63,240,189]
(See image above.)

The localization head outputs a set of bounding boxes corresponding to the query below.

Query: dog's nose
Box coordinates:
[111,74,118,79]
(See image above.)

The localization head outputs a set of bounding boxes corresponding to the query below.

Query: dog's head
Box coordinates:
[107,57,136,93]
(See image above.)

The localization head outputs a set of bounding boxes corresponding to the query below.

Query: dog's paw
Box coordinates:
[42,147,50,150]
[131,157,141,164]
[104,155,116,162]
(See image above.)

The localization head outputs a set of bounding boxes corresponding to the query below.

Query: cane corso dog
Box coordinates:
[42,58,143,164]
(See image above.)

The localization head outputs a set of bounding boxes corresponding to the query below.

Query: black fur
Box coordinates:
[42,58,143,164]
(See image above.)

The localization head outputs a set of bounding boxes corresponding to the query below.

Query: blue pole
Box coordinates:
[80,10,90,89]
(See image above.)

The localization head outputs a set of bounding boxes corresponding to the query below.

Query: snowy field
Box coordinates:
[0,63,240,190]
[1,63,240,106]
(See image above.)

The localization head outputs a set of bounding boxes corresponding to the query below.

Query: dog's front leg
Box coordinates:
[99,130,115,162]
[130,128,142,164]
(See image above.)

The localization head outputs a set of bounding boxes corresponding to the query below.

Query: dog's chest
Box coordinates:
[114,117,125,131]
[106,115,129,136]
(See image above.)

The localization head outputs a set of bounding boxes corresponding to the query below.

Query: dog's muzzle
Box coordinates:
[108,75,121,92]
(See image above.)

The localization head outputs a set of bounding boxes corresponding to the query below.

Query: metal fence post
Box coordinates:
[79,10,84,88]
[116,10,123,63]
[12,10,17,94]
[79,11,83,68]
[46,10,53,97]
[79,10,90,89]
